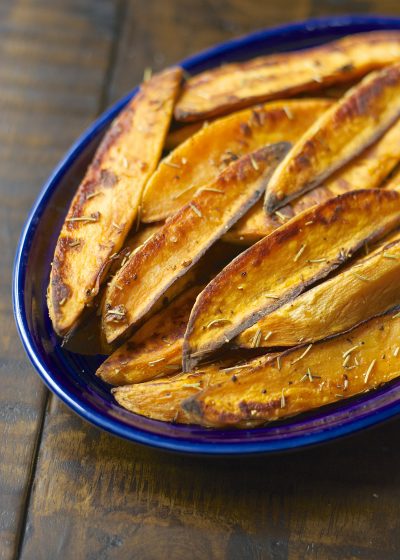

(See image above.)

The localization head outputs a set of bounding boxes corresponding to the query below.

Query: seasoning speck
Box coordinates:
[250,155,259,171]
[252,329,262,348]
[164,161,181,169]
[143,66,152,81]
[291,344,312,364]
[189,203,202,218]
[206,318,232,329]
[363,359,376,384]
[105,304,127,323]
[293,244,306,262]
[283,106,293,120]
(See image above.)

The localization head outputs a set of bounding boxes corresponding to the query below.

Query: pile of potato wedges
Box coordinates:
[48,31,400,428]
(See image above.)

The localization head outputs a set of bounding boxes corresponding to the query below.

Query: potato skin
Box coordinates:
[236,236,400,348]
[175,31,400,122]
[103,143,290,343]
[183,312,400,428]
[142,99,332,222]
[264,63,400,213]
[227,116,400,243]
[183,189,400,371]
[47,67,182,336]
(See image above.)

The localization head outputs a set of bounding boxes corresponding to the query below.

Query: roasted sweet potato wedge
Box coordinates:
[141,99,332,222]
[97,286,202,385]
[175,31,400,122]
[236,236,400,348]
[47,67,182,336]
[183,189,400,371]
[103,143,290,343]
[183,312,400,428]
[112,354,276,423]
[264,63,400,213]
[227,116,400,243]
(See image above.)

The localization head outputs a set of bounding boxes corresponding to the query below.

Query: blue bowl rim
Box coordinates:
[12,14,400,455]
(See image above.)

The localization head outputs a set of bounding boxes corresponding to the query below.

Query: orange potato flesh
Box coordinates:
[183,312,400,428]
[183,189,400,371]
[141,99,332,222]
[175,31,400,122]
[236,236,400,348]
[264,63,400,213]
[103,143,289,343]
[47,67,182,336]
[227,116,400,243]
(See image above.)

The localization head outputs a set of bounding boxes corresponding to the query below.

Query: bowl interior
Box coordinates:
[14,15,400,453]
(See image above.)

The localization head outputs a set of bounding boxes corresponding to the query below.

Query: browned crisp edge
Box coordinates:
[175,32,400,122]
[104,142,291,343]
[264,65,400,213]
[182,189,400,371]
[48,67,182,336]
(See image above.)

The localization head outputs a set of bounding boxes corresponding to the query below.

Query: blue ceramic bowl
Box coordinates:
[13,15,400,455]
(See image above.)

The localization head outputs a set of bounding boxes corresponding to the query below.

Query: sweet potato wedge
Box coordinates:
[236,236,400,348]
[47,67,182,336]
[103,143,290,343]
[183,312,400,428]
[227,116,400,243]
[264,63,400,213]
[97,285,202,385]
[183,189,400,371]
[141,99,332,222]
[175,31,400,122]
[112,354,276,423]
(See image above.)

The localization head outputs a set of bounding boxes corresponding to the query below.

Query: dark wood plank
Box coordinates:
[17,1,400,559]
[107,0,310,105]
[20,401,400,560]
[0,1,119,558]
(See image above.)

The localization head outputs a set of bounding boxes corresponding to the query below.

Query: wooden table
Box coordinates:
[2,1,400,558]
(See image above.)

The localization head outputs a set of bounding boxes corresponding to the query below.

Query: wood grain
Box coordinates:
[0,0,119,558]
[4,1,400,559]
[20,401,400,559]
